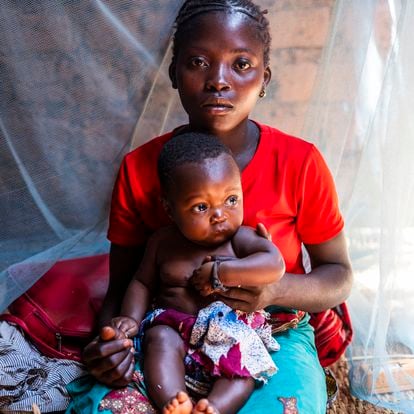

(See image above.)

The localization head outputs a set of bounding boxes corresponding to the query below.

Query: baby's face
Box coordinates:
[166,153,243,247]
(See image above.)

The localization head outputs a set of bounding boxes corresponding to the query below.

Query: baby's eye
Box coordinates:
[225,195,239,206]
[192,203,208,212]
[190,57,208,68]
[234,59,251,71]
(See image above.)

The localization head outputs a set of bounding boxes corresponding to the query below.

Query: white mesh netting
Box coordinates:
[1,0,413,411]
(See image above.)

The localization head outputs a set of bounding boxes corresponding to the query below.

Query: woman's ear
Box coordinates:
[264,66,272,87]
[168,62,178,89]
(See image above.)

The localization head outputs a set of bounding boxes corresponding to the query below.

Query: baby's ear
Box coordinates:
[161,197,173,218]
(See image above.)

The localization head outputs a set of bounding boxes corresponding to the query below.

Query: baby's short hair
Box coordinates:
[158,131,233,192]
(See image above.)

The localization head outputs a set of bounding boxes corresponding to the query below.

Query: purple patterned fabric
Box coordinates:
[144,301,279,383]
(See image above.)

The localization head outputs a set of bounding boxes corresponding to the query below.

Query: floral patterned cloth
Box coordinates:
[141,301,279,383]
[98,372,156,414]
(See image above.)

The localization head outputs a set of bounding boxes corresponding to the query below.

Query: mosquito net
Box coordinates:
[0,0,184,306]
[1,0,413,411]
[302,0,414,410]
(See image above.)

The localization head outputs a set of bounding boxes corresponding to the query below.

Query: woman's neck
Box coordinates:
[185,120,260,171]
[228,121,260,171]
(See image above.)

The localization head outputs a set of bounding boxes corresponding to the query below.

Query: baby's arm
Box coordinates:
[190,226,285,295]
[219,226,285,287]
[111,233,160,337]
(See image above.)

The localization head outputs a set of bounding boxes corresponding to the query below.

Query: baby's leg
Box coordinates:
[193,377,255,414]
[143,325,193,414]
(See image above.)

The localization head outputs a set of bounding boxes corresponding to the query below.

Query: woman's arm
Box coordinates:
[98,243,145,328]
[83,243,145,387]
[218,230,353,313]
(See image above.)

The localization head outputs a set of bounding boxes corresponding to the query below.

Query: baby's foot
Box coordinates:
[163,391,193,414]
[192,399,219,414]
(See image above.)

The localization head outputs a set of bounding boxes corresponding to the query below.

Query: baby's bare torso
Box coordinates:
[153,226,236,315]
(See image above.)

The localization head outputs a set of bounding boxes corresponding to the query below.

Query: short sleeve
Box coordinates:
[296,145,344,244]
[107,156,149,246]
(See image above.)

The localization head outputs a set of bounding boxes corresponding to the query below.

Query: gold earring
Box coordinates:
[259,88,266,98]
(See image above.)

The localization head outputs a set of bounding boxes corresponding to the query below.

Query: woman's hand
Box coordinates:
[82,326,135,387]
[255,222,272,241]
[219,232,353,313]
[217,284,276,312]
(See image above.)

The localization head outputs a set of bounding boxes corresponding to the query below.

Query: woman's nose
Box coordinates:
[205,64,231,92]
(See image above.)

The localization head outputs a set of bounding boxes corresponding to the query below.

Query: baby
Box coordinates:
[111,132,285,414]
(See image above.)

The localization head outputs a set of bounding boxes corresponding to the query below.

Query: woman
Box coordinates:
[74,1,353,413]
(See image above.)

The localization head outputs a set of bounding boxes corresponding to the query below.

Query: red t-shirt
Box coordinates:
[108,122,344,275]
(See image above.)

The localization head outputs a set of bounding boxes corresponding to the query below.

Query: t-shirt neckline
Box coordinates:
[241,120,269,185]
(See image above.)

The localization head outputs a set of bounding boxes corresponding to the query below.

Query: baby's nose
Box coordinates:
[210,208,226,223]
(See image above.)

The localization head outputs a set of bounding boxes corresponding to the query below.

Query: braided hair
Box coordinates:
[171,0,271,67]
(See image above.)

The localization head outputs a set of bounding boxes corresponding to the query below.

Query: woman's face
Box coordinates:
[171,11,271,135]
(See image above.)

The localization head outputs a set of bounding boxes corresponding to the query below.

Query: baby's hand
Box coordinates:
[190,261,215,296]
[110,316,139,339]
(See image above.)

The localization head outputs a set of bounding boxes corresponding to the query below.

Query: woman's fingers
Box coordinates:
[100,326,117,341]
[202,255,213,264]
[256,222,271,241]
[218,286,261,312]
[85,344,133,379]
[83,335,132,365]
[110,358,136,387]
[94,351,134,387]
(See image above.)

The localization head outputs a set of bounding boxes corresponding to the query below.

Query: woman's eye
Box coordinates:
[225,196,239,206]
[190,57,208,68]
[234,60,251,71]
[193,203,208,212]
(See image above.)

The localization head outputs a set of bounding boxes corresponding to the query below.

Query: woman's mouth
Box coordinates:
[201,99,233,114]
